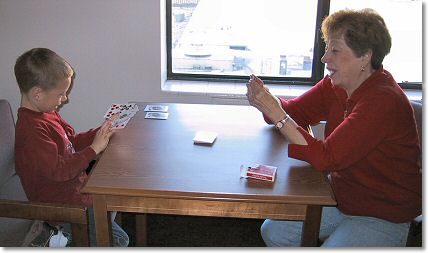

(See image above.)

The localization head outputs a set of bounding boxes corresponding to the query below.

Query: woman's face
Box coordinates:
[321,35,371,93]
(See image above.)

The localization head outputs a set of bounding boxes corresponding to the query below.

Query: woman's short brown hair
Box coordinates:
[321,8,391,69]
[14,48,74,93]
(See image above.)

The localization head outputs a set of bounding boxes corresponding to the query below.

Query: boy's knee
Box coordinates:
[113,233,129,247]
[111,221,129,247]
[260,219,302,247]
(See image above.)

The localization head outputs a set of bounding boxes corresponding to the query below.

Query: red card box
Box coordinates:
[240,164,277,182]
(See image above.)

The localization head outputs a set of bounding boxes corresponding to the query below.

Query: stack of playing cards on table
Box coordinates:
[144,104,169,120]
[240,164,277,182]
[103,103,139,129]
[193,131,218,145]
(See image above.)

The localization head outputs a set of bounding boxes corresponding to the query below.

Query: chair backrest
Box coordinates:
[410,100,422,147]
[0,99,27,201]
[0,99,18,188]
[0,99,34,246]
[410,100,422,168]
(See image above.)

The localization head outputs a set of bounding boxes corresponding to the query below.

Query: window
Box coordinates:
[329,0,422,89]
[167,0,422,89]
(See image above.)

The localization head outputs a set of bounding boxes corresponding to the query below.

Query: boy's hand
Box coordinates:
[90,116,117,155]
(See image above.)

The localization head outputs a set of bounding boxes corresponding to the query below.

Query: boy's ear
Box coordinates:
[29,86,44,101]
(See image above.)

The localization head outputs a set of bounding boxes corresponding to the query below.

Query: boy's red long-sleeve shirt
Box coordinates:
[265,68,421,223]
[15,108,98,207]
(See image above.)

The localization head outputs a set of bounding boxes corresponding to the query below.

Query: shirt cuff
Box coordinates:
[82,146,97,162]
[288,127,315,164]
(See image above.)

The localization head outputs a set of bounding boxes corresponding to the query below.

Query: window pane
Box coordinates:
[171,0,318,79]
[329,0,422,84]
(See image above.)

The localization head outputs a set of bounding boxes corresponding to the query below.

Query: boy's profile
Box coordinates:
[14,48,128,247]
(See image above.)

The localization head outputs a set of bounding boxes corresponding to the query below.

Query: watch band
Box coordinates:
[275,114,290,130]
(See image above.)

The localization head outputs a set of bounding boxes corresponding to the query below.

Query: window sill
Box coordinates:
[162,80,422,102]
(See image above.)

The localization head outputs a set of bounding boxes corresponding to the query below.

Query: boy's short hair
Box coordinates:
[14,48,75,93]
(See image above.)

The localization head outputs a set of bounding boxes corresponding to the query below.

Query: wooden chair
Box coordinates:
[0,99,89,246]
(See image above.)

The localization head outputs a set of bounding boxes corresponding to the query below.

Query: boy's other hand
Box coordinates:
[90,117,116,155]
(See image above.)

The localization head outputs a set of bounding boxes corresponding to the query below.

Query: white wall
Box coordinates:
[0,0,213,132]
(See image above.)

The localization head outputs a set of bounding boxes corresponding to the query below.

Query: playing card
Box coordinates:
[145,112,168,120]
[114,113,132,124]
[103,103,122,119]
[250,74,263,86]
[103,103,139,129]
[144,105,168,112]
[104,103,139,119]
[193,131,217,145]
[112,118,131,129]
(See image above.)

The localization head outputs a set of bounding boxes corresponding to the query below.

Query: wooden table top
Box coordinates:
[83,102,336,206]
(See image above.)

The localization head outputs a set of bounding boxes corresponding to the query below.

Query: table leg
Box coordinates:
[301,205,322,247]
[135,213,148,246]
[93,195,112,246]
[71,223,90,246]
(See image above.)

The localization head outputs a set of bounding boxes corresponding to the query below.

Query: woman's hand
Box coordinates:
[246,74,285,123]
[246,75,308,145]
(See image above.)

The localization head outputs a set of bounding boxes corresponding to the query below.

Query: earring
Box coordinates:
[360,66,365,72]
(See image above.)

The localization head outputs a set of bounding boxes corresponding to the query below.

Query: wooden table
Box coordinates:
[82,102,336,247]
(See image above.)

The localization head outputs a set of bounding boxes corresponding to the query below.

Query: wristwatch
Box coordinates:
[275,114,290,130]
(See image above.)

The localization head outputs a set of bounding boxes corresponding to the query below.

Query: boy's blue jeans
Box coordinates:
[63,207,129,247]
[261,207,410,247]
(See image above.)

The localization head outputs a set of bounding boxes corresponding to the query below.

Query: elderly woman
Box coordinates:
[246,9,421,247]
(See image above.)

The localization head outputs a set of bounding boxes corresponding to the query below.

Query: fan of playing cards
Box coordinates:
[103,103,140,129]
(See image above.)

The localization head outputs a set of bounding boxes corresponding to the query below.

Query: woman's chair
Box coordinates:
[406,100,422,247]
[0,99,89,246]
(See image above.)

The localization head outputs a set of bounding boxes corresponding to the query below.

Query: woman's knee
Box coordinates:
[260,219,274,245]
[321,217,409,247]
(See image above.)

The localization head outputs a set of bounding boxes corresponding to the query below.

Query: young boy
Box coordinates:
[14,48,129,247]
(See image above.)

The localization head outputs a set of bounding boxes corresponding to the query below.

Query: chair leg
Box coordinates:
[406,220,422,247]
